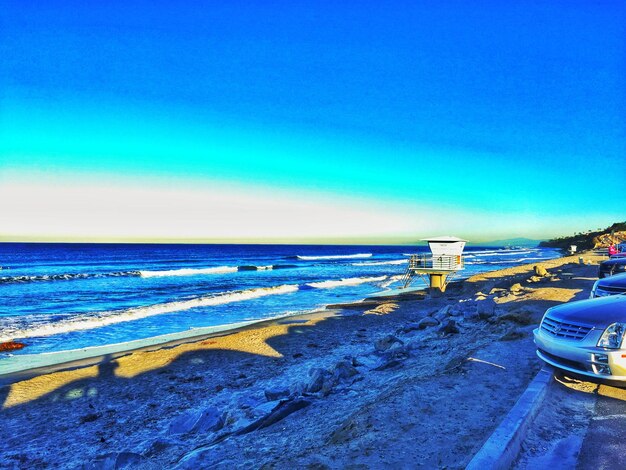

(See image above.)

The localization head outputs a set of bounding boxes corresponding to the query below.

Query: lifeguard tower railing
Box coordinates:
[407,254,464,271]
[402,254,464,288]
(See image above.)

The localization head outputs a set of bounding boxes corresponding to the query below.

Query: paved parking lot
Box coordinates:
[514,372,626,469]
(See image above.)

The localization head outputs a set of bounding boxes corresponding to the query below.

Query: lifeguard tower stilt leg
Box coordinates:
[430,273,447,293]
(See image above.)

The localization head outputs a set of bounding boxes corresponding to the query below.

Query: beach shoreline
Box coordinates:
[0,251,604,468]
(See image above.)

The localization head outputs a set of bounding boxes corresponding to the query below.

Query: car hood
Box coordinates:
[601,259,626,268]
[598,273,626,289]
[546,295,626,327]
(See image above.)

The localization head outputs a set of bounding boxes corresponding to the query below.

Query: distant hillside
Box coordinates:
[539,222,626,251]
[473,237,543,247]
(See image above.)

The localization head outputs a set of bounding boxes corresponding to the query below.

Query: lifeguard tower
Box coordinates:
[402,236,468,293]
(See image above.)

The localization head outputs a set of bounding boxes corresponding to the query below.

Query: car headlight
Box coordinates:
[597,323,626,349]
[590,280,600,298]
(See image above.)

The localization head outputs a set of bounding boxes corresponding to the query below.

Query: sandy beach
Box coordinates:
[0,251,605,469]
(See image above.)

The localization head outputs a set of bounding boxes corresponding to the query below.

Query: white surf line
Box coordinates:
[0,284,299,342]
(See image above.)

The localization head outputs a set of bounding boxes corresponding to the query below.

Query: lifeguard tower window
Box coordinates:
[402,236,468,293]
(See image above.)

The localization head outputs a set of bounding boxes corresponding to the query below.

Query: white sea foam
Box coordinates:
[297,253,373,261]
[0,284,299,342]
[352,259,408,266]
[139,266,238,277]
[306,275,388,289]
[379,275,405,288]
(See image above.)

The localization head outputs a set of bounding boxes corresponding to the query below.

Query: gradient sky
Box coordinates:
[1,1,625,243]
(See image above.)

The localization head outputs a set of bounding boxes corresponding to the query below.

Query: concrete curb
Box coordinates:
[466,366,554,470]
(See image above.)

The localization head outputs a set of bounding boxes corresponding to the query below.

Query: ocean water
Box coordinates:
[0,243,560,365]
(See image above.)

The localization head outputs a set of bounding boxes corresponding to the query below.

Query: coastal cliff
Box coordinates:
[539,222,626,251]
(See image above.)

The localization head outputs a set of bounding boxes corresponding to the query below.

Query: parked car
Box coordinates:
[591,273,626,298]
[534,295,626,383]
[598,257,626,278]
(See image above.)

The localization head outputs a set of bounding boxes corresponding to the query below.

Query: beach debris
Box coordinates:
[332,360,359,381]
[373,359,403,371]
[462,307,480,322]
[305,368,327,394]
[499,330,527,341]
[508,283,524,294]
[439,320,460,336]
[534,265,550,277]
[79,413,101,424]
[239,398,311,433]
[467,357,507,370]
[374,335,403,352]
[417,316,440,329]
[168,406,224,435]
[497,308,535,326]
[264,386,290,402]
[141,437,183,458]
[364,302,399,315]
[85,451,148,470]
[0,341,26,352]
[476,299,496,319]
[327,417,363,445]
[434,305,452,321]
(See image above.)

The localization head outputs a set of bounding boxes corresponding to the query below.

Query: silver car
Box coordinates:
[534,295,626,382]
[591,272,626,298]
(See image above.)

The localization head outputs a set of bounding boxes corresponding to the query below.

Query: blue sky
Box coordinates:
[1,1,624,242]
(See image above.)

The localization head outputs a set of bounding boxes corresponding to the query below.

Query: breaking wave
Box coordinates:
[0,264,300,284]
[306,275,388,289]
[296,253,373,261]
[352,259,408,266]
[0,284,299,341]
[139,266,238,277]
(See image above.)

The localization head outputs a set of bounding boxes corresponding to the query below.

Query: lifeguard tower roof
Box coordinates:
[420,236,469,243]
[421,236,468,257]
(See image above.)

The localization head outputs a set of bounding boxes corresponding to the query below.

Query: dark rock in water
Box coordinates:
[84,452,148,470]
[0,341,26,352]
[374,335,403,352]
[439,320,460,335]
[237,265,258,271]
[264,386,290,401]
[332,360,359,381]
[168,407,224,435]
[417,317,439,329]
[292,352,303,359]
